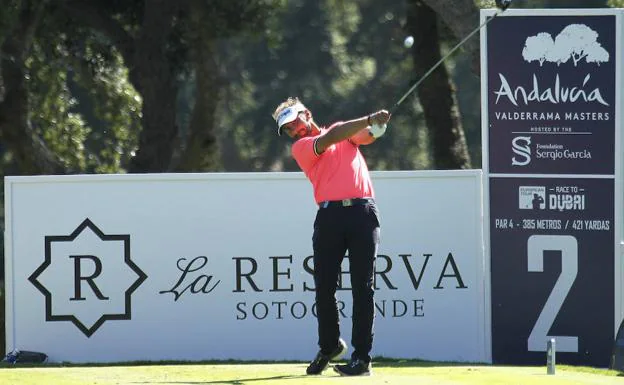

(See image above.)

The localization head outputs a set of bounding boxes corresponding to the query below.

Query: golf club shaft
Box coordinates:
[390,9,503,115]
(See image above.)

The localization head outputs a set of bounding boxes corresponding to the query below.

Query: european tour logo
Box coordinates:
[28,219,147,337]
[494,24,610,107]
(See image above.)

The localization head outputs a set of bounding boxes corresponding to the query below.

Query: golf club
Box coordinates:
[389,0,513,115]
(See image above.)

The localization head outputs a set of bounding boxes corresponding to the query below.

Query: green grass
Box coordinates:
[0,360,622,385]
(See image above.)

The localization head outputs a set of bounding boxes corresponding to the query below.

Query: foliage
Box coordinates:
[0,0,21,47]
[1,1,142,174]
[26,38,89,171]
[68,37,141,173]
[216,0,432,172]
[3,0,611,176]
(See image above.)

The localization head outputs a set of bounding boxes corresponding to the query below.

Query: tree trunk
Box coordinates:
[128,0,180,172]
[421,0,480,75]
[61,0,181,173]
[0,0,66,175]
[406,0,471,169]
[172,1,219,172]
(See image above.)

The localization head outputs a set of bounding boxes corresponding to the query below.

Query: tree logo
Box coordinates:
[522,24,609,67]
[28,218,148,337]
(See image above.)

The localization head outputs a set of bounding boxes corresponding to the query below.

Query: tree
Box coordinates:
[173,0,277,172]
[523,32,555,66]
[406,0,471,169]
[585,44,609,66]
[59,0,186,172]
[0,0,66,174]
[0,0,279,175]
[421,0,481,74]
[555,24,600,66]
[0,0,144,175]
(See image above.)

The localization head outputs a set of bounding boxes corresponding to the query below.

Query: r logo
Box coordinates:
[29,218,147,337]
[512,136,532,166]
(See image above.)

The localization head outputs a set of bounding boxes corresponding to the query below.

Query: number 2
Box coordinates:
[527,234,579,352]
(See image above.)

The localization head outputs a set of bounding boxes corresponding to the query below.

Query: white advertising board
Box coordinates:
[5,170,487,363]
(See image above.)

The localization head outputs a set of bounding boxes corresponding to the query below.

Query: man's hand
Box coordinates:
[369,123,387,138]
[317,109,391,151]
[367,110,391,138]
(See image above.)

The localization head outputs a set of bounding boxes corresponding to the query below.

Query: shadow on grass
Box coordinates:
[1,357,621,378]
[0,360,304,369]
[371,357,489,369]
[128,374,306,384]
[0,358,481,370]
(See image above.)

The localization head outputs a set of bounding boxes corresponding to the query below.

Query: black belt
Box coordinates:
[319,198,374,208]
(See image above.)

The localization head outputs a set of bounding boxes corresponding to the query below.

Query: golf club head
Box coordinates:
[495,0,512,10]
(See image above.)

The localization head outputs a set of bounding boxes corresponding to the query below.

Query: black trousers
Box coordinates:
[312,201,380,363]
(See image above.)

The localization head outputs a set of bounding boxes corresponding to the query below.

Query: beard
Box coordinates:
[293,122,312,139]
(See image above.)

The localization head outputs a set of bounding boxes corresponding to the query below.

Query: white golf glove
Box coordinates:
[368,123,387,138]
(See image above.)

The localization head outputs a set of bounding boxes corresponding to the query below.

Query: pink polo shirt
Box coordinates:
[291,123,375,204]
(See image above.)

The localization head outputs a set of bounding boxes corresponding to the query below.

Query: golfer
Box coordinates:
[272,97,390,376]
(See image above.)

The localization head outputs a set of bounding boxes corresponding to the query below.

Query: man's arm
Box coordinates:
[349,128,376,146]
[316,110,390,153]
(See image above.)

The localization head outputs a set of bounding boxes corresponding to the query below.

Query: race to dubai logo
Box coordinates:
[518,186,546,210]
[522,24,609,67]
[28,218,147,337]
[494,23,610,107]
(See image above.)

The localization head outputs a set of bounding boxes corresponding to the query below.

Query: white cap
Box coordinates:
[275,102,306,136]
